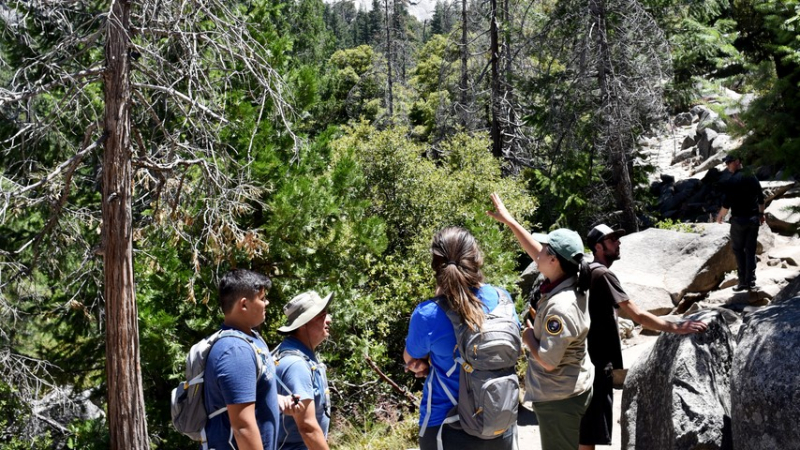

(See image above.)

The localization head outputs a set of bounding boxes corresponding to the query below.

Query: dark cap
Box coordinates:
[722,154,739,164]
[587,224,626,249]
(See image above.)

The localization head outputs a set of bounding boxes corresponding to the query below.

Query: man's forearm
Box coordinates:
[296,400,330,450]
[299,426,330,450]
[716,207,729,223]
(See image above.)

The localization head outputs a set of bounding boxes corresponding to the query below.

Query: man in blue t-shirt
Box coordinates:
[275,290,334,450]
[204,269,299,450]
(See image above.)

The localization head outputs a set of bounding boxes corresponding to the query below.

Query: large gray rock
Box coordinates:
[761,180,796,203]
[672,148,697,165]
[774,277,800,303]
[756,223,776,254]
[681,135,697,150]
[517,261,542,303]
[674,112,695,127]
[692,152,726,176]
[696,128,719,159]
[765,197,800,236]
[731,297,800,449]
[613,225,735,309]
[710,134,736,154]
[621,310,734,450]
[767,243,800,266]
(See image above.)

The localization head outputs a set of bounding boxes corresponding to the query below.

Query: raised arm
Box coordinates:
[487,193,544,260]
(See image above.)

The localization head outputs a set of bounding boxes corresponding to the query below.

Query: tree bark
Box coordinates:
[490,0,502,158]
[384,0,394,117]
[103,1,150,448]
[592,0,638,232]
[459,0,468,126]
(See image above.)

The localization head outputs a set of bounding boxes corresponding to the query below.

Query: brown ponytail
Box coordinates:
[430,227,486,331]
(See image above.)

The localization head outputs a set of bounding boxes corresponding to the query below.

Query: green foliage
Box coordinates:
[0,382,54,449]
[654,218,702,233]
[325,123,536,415]
[66,419,109,450]
[328,413,419,449]
[732,0,800,176]
[319,45,384,124]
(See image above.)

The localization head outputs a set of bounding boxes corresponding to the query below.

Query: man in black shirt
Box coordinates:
[715,155,766,291]
[578,224,708,450]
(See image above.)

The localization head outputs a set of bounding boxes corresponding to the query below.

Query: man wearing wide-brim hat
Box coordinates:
[275,291,333,450]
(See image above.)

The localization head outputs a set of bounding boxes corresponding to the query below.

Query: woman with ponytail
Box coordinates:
[403,226,517,450]
[488,193,594,450]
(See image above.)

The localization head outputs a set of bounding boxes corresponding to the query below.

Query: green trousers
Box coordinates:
[532,388,593,450]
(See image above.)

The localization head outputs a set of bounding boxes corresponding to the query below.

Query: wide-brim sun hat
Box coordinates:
[278,290,333,333]
[587,224,626,249]
[531,228,584,265]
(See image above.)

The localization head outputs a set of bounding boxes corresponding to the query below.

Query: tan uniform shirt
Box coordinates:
[526,276,594,403]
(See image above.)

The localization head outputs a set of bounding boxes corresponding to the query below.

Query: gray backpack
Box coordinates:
[170,329,265,448]
[424,288,521,446]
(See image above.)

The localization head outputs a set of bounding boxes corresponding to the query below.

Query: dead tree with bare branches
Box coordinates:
[0,0,297,446]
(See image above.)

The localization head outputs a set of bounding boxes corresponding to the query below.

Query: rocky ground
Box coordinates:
[515,92,800,449]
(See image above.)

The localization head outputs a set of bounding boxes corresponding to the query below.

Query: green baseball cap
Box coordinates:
[531,228,584,265]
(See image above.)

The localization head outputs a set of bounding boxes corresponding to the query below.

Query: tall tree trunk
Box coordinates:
[489,0,502,158]
[459,0,468,126]
[103,2,150,448]
[384,0,394,117]
[502,0,517,161]
[592,0,638,232]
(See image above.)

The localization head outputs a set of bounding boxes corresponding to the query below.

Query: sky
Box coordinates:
[346,0,437,21]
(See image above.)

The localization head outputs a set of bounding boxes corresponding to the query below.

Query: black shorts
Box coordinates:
[579,366,614,445]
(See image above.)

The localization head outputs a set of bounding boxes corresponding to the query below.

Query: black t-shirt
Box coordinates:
[587,262,627,371]
[720,169,765,218]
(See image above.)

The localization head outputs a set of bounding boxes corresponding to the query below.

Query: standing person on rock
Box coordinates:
[488,193,594,450]
[715,154,766,291]
[579,224,708,450]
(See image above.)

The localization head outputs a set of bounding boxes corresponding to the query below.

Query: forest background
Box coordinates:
[0,0,798,448]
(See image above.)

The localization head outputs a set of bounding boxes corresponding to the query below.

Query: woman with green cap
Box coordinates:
[488,193,594,450]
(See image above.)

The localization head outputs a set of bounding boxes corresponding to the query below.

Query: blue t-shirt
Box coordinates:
[275,336,331,450]
[204,326,280,450]
[405,284,518,428]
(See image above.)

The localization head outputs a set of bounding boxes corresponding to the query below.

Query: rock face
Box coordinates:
[612,225,735,311]
[621,310,734,450]
[765,197,800,236]
[731,297,800,450]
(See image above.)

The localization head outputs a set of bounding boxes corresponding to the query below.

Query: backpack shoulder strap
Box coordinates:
[431,296,469,377]
[210,329,265,377]
[494,286,512,306]
[431,295,463,330]
[273,343,319,390]
[491,286,518,319]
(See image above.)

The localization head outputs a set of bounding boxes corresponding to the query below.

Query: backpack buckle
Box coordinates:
[462,363,474,373]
